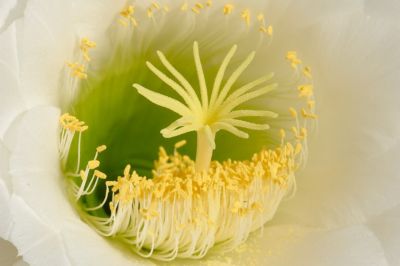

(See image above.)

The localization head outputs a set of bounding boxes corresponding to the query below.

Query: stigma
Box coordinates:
[134,42,278,171]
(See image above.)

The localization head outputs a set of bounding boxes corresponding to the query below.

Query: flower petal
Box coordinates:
[0,0,17,29]
[368,205,400,266]
[61,221,155,266]
[274,12,400,227]
[0,22,26,137]
[0,178,11,239]
[6,106,76,226]
[9,195,71,266]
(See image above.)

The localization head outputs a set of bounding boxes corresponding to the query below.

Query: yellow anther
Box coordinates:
[300,127,308,138]
[88,160,100,169]
[286,51,302,69]
[79,125,89,132]
[96,145,107,153]
[257,13,265,23]
[223,4,234,15]
[291,126,298,136]
[241,9,251,26]
[307,100,315,109]
[294,142,302,155]
[79,170,86,181]
[280,129,286,140]
[195,3,204,9]
[147,7,154,18]
[124,164,131,177]
[289,107,298,118]
[251,202,263,212]
[191,7,200,14]
[80,38,96,62]
[181,2,188,11]
[66,62,87,79]
[260,25,273,36]
[94,170,107,179]
[60,113,88,132]
[298,84,313,98]
[175,140,187,149]
[301,109,318,119]
[152,2,160,9]
[303,66,312,79]
[119,5,138,27]
[120,5,134,18]
[206,0,212,7]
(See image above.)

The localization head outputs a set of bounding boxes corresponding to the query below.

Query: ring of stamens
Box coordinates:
[59,2,317,262]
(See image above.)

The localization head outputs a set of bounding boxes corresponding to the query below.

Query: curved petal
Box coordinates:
[0,178,11,239]
[0,22,26,137]
[273,11,400,227]
[5,106,153,265]
[9,195,71,266]
[368,205,400,266]
[0,0,17,29]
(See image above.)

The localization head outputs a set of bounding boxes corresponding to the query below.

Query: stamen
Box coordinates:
[80,38,96,62]
[66,62,87,79]
[223,4,234,15]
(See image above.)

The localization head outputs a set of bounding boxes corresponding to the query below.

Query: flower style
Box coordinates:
[1,0,400,266]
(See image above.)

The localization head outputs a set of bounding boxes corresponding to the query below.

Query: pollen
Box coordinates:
[66,62,87,79]
[241,9,251,26]
[119,5,138,27]
[223,4,234,15]
[80,38,96,62]
[286,51,302,69]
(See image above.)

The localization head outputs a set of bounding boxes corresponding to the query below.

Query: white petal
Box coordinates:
[272,11,400,227]
[0,0,17,28]
[61,221,155,266]
[9,195,71,266]
[6,106,76,226]
[0,178,12,239]
[18,0,75,107]
[0,22,26,137]
[70,0,126,37]
[5,106,153,265]
[368,205,400,266]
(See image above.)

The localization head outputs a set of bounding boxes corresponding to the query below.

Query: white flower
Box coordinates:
[1,0,400,265]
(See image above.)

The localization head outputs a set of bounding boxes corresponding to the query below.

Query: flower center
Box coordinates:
[133,41,278,171]
[58,1,317,261]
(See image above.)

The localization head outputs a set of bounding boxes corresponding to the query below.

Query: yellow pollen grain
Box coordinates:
[181,2,188,11]
[79,170,86,181]
[206,0,212,7]
[286,51,302,69]
[80,38,96,62]
[307,100,315,109]
[223,4,234,15]
[60,113,88,132]
[280,129,286,140]
[191,7,200,14]
[66,62,87,79]
[88,160,100,169]
[96,145,107,153]
[175,140,187,149]
[152,2,160,9]
[94,170,107,179]
[289,107,298,118]
[241,9,251,26]
[303,66,312,78]
[298,84,313,98]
